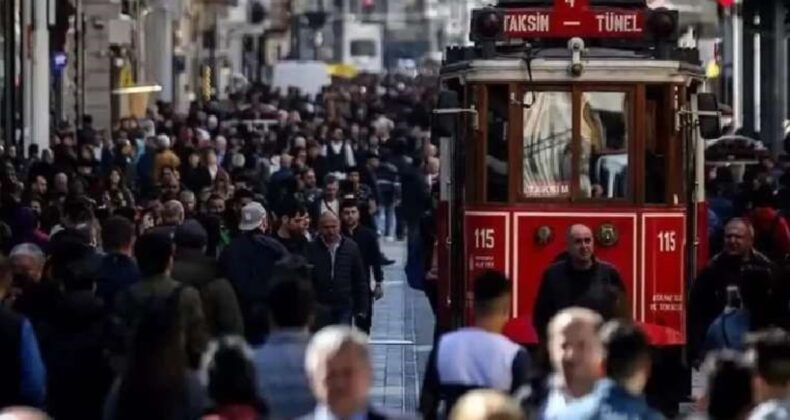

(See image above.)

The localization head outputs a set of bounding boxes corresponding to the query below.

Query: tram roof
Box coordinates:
[440,48,704,84]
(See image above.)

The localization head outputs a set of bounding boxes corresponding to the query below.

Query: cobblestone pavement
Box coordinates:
[369,241,434,413]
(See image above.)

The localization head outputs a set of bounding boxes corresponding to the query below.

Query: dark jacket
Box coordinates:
[689,251,779,361]
[114,274,208,368]
[344,225,384,284]
[219,231,288,341]
[399,164,431,227]
[533,258,626,341]
[273,232,309,257]
[38,291,113,420]
[304,237,368,315]
[172,247,244,337]
[0,307,46,409]
[96,253,140,312]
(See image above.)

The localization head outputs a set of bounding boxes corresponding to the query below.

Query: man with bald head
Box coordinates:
[305,212,368,328]
[533,224,626,341]
[537,307,605,419]
[688,217,778,362]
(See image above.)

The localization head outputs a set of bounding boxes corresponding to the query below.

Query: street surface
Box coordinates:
[369,241,434,413]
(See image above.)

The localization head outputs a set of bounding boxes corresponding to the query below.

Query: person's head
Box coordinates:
[102,216,136,255]
[746,328,790,402]
[0,407,52,420]
[306,326,371,418]
[547,307,604,396]
[278,200,308,237]
[179,190,196,215]
[324,175,339,201]
[449,390,526,420]
[156,134,171,150]
[702,350,754,420]
[340,200,361,230]
[187,151,201,168]
[599,320,652,395]
[30,175,47,196]
[207,194,226,216]
[9,243,45,285]
[160,200,185,225]
[566,224,595,268]
[54,172,68,193]
[134,232,175,277]
[268,277,316,330]
[319,212,341,244]
[239,202,268,233]
[724,218,754,258]
[280,153,293,170]
[473,270,512,333]
[331,127,345,142]
[201,336,261,410]
[303,169,317,188]
[346,167,361,186]
[425,157,440,177]
[204,148,218,167]
[174,219,208,251]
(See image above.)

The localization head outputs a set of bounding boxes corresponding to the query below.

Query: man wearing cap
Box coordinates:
[172,220,244,337]
[219,202,289,344]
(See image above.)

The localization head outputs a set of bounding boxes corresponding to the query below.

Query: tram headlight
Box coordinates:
[471,8,505,43]
[645,8,679,41]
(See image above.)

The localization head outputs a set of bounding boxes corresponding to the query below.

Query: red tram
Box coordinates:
[432,0,722,409]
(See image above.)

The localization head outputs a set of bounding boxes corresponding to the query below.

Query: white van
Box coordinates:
[270,61,331,99]
[342,21,384,74]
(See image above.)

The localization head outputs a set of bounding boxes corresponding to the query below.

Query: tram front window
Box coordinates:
[580,92,629,199]
[522,91,572,198]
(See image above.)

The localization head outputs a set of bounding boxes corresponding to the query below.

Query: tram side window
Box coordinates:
[579,92,629,199]
[645,86,670,204]
[486,85,509,203]
[522,91,572,198]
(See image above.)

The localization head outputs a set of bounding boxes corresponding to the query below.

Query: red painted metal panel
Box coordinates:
[641,214,686,342]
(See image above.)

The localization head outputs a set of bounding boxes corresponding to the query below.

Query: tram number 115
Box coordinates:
[474,229,495,249]
[657,231,677,253]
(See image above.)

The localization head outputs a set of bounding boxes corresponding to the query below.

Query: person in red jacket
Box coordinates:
[749,185,790,261]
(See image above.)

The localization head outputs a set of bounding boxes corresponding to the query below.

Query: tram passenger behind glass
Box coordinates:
[580,92,629,199]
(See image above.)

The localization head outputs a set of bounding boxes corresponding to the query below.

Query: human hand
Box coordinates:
[374,283,384,300]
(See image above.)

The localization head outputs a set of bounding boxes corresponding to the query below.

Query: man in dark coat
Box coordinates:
[219,202,288,344]
[688,218,780,363]
[340,200,383,334]
[96,216,140,311]
[305,212,368,328]
[38,252,113,420]
[172,220,244,338]
[533,224,626,341]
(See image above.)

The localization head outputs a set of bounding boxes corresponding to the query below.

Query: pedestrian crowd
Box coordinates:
[5,70,790,420]
[0,74,440,420]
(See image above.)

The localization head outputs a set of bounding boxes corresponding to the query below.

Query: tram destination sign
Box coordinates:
[502,0,646,39]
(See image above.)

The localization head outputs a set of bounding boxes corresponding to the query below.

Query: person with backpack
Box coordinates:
[171,220,244,338]
[114,231,208,369]
[749,185,790,262]
[688,218,780,365]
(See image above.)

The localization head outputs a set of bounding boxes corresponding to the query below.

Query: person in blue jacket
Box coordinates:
[556,320,662,420]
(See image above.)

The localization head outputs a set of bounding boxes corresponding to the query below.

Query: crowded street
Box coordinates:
[6,0,790,419]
